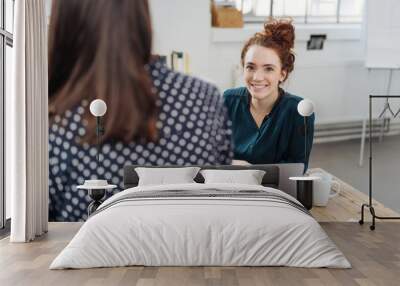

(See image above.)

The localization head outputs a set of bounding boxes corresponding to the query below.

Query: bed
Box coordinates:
[50,164,351,269]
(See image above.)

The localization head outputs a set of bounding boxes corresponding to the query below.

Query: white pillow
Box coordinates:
[135,167,200,186]
[200,169,266,185]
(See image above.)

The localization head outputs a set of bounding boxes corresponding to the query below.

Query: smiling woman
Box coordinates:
[223,19,315,171]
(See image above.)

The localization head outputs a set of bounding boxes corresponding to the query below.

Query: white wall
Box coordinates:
[149,0,400,124]
[149,0,212,79]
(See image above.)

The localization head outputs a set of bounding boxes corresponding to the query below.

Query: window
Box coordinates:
[1,0,14,230]
[339,0,364,23]
[233,0,364,24]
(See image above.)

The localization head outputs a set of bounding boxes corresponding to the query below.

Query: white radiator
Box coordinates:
[314,118,400,143]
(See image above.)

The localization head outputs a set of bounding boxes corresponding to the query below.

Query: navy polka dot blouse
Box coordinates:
[49,60,233,221]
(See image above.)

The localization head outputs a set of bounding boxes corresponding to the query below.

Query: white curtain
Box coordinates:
[8,0,48,242]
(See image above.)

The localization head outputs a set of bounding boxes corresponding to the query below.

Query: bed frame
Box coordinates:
[123,163,304,198]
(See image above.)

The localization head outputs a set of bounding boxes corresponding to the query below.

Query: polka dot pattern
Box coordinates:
[49,59,233,222]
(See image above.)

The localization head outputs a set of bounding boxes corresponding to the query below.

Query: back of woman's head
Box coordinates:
[241,19,295,82]
[49,0,157,144]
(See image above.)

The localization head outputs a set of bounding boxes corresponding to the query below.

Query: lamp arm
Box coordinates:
[96,116,101,164]
[304,116,307,173]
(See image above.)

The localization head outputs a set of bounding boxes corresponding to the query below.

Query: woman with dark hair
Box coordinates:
[48,0,233,221]
[223,19,314,170]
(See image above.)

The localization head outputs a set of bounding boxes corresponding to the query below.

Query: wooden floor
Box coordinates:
[1,172,399,286]
[1,222,400,286]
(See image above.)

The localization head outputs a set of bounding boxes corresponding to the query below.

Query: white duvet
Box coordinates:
[50,183,351,269]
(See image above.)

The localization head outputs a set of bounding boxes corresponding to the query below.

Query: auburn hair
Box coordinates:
[48,0,158,144]
[241,19,296,82]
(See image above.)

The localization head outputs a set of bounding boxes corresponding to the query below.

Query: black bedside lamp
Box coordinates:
[89,99,107,164]
[297,98,315,171]
[83,99,108,216]
[289,99,318,210]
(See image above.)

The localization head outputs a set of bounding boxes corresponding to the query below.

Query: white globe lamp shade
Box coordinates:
[90,99,107,117]
[297,99,315,117]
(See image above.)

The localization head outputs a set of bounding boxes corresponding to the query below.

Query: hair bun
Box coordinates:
[263,19,295,50]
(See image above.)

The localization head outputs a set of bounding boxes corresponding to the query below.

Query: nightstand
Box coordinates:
[77,181,117,216]
[289,176,320,210]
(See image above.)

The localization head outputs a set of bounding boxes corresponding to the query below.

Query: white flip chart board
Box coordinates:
[365,0,400,69]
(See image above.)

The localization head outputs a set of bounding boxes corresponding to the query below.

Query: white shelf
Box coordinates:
[211,24,362,43]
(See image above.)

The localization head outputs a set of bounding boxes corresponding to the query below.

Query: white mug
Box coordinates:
[311,172,341,207]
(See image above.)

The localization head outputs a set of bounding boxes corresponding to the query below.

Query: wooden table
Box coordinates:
[309,168,400,222]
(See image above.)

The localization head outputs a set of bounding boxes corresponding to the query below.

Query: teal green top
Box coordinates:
[223,87,315,171]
